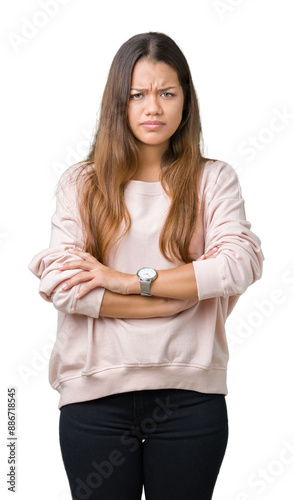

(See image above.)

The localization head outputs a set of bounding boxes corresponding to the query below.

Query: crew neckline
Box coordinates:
[124,179,164,195]
[124,159,217,196]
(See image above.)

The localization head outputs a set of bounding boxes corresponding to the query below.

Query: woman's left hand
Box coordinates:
[58,249,130,299]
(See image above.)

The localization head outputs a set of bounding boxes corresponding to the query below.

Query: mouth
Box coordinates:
[141,121,165,130]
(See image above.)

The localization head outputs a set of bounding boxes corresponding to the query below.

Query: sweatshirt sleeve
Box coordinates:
[192,162,264,300]
[28,165,106,318]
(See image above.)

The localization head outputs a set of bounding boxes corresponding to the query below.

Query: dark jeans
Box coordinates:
[59,388,228,500]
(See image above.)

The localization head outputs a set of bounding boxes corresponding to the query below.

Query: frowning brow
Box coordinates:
[130,86,177,92]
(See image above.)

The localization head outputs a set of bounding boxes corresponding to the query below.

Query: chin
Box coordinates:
[139,136,170,146]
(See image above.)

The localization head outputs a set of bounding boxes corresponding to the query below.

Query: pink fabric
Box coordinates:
[28,160,264,409]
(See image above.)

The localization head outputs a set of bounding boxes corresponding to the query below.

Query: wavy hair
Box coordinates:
[76,32,211,264]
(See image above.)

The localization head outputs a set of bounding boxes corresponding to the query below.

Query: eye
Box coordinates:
[161,92,174,98]
[130,93,144,100]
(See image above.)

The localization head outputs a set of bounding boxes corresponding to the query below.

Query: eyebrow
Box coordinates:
[130,86,177,92]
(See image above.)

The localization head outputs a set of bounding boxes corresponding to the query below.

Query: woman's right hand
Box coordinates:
[196,246,220,261]
[163,246,220,315]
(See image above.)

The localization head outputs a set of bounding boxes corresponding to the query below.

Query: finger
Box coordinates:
[59,260,94,271]
[61,272,94,291]
[75,281,100,299]
[196,246,219,261]
[68,249,95,261]
[205,247,219,258]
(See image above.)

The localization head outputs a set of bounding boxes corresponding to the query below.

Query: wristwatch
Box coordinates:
[137,267,158,296]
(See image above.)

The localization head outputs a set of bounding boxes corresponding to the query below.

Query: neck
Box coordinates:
[131,140,169,182]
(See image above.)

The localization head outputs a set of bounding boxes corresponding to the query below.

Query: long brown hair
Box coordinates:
[76,32,211,264]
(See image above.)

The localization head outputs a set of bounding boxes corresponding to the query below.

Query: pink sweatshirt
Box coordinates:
[28,159,264,409]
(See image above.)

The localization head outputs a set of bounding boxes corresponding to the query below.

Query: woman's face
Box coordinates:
[127,59,185,149]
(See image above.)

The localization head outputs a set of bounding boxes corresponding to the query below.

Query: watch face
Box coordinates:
[138,267,157,280]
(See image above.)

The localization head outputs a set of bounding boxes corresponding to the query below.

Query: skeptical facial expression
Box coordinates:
[127,59,185,148]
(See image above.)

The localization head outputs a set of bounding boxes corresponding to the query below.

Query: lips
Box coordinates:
[142,121,164,125]
[141,121,165,130]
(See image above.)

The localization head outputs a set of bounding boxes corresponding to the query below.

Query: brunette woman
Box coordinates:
[29,31,264,500]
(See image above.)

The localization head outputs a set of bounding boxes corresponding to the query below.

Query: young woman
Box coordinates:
[29,32,264,500]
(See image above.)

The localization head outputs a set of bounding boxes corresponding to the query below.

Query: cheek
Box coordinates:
[169,106,184,130]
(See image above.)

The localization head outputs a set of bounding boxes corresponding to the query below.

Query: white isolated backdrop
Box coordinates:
[1,1,293,499]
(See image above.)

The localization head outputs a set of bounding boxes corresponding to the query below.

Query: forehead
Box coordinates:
[131,59,180,87]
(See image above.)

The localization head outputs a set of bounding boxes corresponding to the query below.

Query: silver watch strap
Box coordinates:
[139,280,152,296]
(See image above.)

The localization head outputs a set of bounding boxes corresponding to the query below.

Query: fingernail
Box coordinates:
[75,293,80,298]
[62,284,68,290]
[212,247,218,253]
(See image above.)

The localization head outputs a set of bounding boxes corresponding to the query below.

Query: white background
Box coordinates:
[1,1,293,499]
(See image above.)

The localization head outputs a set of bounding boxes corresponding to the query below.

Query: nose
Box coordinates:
[144,94,163,116]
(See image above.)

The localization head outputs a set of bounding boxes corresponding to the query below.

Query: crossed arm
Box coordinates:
[34,163,263,320]
[58,247,219,318]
